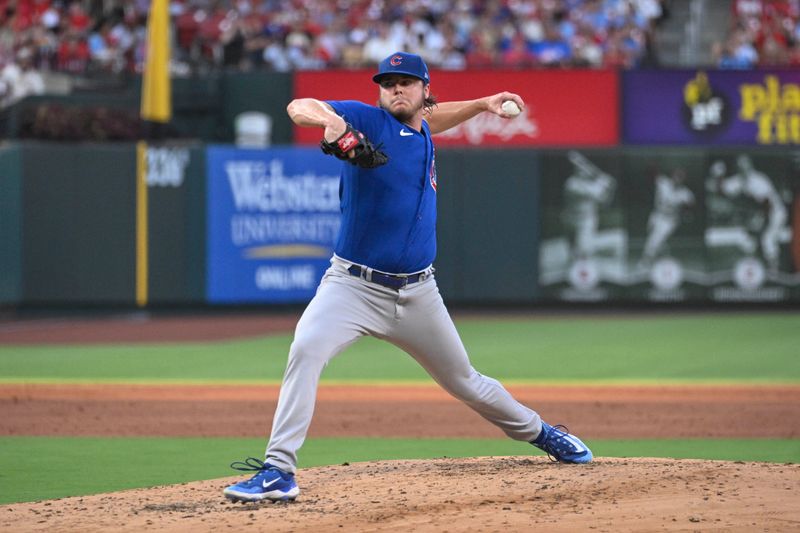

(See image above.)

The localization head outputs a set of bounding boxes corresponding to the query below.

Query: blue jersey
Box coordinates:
[327,100,438,274]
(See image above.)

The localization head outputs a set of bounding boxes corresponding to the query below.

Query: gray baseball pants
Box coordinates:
[265,256,542,473]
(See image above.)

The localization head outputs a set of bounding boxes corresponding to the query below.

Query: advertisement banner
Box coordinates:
[295,70,618,147]
[538,149,800,302]
[624,70,800,145]
[206,146,342,303]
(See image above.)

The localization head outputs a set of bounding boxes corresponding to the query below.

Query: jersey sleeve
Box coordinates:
[326,100,383,138]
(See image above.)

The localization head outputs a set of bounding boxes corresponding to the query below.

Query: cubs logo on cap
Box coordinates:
[373,52,430,85]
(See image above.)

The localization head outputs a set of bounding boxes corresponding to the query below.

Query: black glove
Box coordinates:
[320,124,388,169]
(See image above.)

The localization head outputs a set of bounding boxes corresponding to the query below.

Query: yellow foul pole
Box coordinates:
[141,0,172,123]
[137,0,171,307]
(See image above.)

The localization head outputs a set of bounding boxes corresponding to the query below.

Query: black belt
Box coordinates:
[347,265,431,290]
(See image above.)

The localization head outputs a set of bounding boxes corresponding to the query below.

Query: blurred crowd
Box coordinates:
[206,0,667,71]
[713,0,800,67]
[0,0,668,105]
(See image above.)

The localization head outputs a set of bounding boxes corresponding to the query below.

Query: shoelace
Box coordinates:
[541,424,572,463]
[230,457,270,473]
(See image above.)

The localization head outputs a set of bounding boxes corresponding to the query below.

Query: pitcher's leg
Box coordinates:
[389,279,540,442]
[265,275,386,473]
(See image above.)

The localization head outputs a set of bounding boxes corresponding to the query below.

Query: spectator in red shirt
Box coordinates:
[465,30,497,68]
[603,29,633,69]
[500,32,534,68]
[57,30,90,73]
[66,2,90,32]
[175,9,200,54]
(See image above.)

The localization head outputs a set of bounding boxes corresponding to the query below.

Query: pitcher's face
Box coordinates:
[377,75,428,122]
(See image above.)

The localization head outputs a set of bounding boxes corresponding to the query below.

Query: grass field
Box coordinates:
[1,312,798,504]
[1,313,798,383]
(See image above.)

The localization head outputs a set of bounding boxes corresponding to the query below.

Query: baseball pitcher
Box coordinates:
[223,52,593,503]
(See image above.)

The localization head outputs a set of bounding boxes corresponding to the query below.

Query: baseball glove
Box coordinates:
[320,124,388,169]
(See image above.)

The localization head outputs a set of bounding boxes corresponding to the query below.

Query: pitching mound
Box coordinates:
[3,457,798,532]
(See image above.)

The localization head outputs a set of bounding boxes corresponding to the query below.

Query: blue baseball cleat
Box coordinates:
[223,457,300,502]
[531,422,593,464]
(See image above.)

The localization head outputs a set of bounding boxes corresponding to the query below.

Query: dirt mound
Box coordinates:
[3,457,798,532]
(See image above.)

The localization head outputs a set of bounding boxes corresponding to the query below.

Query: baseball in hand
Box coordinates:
[501,100,521,117]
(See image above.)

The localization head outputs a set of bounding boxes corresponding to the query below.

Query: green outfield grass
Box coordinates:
[2,436,798,505]
[1,313,799,383]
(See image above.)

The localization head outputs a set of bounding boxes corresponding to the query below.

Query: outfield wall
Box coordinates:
[1,143,798,307]
[3,68,800,306]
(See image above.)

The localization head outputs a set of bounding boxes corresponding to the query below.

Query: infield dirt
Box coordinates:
[2,457,798,532]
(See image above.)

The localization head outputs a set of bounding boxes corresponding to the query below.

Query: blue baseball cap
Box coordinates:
[373,52,430,85]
